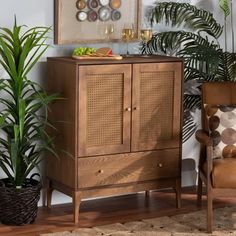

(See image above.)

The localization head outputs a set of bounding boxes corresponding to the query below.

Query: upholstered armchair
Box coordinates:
[196,82,236,233]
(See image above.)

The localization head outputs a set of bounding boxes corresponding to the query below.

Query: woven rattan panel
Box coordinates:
[140,71,174,142]
[86,74,124,147]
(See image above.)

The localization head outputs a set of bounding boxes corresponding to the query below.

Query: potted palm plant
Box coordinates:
[143,1,236,142]
[0,19,58,225]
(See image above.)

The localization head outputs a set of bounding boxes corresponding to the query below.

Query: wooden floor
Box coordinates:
[0,186,236,236]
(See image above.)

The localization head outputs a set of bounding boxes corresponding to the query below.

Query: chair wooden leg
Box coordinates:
[73,191,81,224]
[46,179,53,209]
[145,191,150,197]
[175,179,181,208]
[197,172,203,208]
[206,145,213,233]
[207,189,213,233]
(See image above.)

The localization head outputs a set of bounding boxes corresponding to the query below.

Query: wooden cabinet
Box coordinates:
[46,55,183,223]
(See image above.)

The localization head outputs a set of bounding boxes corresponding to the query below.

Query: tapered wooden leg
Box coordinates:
[206,145,213,233]
[145,191,150,197]
[207,190,213,233]
[206,177,213,234]
[197,172,203,208]
[73,191,81,224]
[175,179,181,208]
[46,179,53,209]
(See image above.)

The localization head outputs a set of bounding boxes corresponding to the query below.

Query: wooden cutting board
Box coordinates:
[72,55,123,60]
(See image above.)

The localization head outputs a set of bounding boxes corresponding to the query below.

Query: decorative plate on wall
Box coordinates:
[110,0,121,9]
[88,10,98,21]
[111,10,121,21]
[99,0,109,6]
[98,7,111,21]
[88,0,99,9]
[76,11,87,21]
[76,0,86,10]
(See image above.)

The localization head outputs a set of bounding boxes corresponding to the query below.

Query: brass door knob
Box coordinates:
[125,107,131,112]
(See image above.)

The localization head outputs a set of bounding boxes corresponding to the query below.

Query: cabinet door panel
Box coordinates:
[132,62,182,151]
[78,64,131,156]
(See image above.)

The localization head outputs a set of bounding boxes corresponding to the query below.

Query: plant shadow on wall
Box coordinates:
[142,1,236,142]
[0,19,58,225]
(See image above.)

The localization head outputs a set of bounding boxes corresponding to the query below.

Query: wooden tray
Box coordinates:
[72,55,123,60]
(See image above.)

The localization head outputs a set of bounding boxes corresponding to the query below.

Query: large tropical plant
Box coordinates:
[144,1,236,142]
[0,20,58,188]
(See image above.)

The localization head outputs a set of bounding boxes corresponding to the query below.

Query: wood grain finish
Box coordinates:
[46,55,183,223]
[78,149,179,188]
[47,55,183,65]
[78,64,132,156]
[132,62,182,151]
[47,60,78,188]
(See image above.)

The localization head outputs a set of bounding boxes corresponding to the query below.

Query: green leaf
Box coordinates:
[150,2,223,38]
[10,139,18,174]
[13,124,19,142]
[145,1,235,142]
[0,37,17,79]
[0,19,58,186]
[219,0,230,17]
[18,99,26,140]
[0,159,13,179]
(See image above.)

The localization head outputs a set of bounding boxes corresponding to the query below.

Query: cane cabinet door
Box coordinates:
[131,62,182,152]
[78,64,132,157]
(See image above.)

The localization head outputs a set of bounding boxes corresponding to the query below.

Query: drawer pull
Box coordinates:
[98,169,104,174]
[125,107,131,112]
[157,163,163,168]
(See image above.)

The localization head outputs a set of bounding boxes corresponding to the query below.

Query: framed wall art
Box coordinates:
[54,0,142,44]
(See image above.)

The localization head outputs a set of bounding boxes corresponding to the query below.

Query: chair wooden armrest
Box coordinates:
[196,130,213,172]
[195,130,213,146]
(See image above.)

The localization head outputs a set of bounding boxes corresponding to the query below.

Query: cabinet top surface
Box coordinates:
[47,55,183,65]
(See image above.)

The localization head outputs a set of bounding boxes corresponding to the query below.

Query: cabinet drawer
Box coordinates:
[78,149,180,188]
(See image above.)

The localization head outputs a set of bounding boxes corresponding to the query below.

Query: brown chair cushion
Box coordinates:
[204,104,236,159]
[203,158,236,188]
